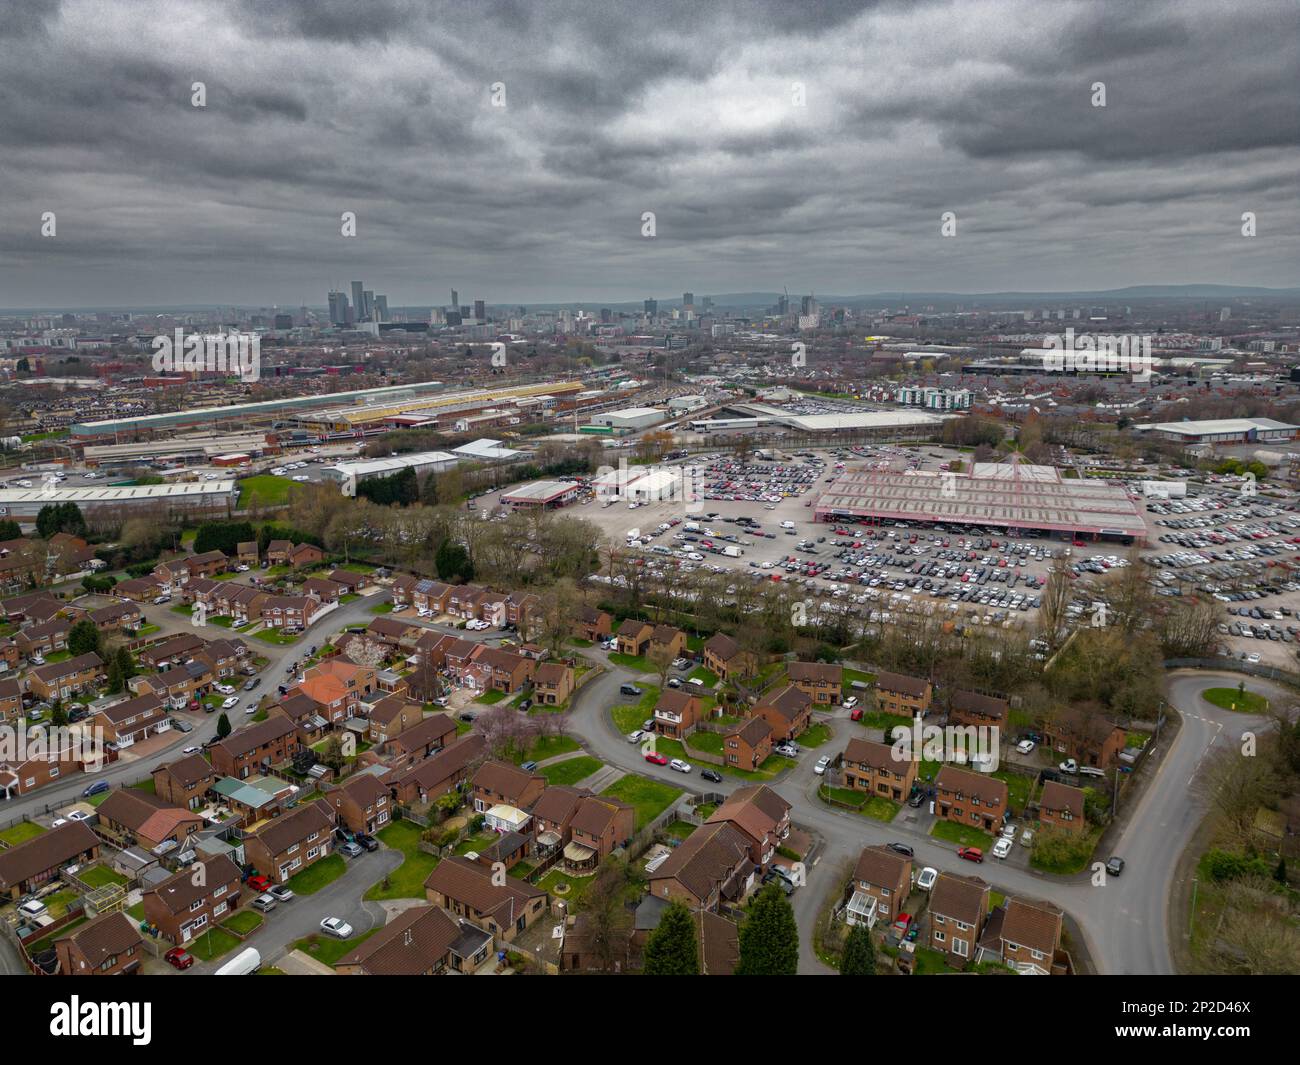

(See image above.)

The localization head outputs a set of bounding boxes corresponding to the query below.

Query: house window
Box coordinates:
[213,885,227,898]
[953,938,969,958]
[934,931,945,943]
[213,901,228,918]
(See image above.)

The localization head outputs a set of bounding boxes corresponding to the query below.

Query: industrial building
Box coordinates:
[0,480,237,520]
[322,451,461,497]
[82,432,275,469]
[1132,417,1298,445]
[499,480,582,509]
[813,462,1147,543]
[295,381,585,434]
[593,466,683,502]
[588,407,668,432]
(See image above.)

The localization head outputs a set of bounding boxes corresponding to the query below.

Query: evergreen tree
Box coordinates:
[0,519,20,540]
[113,645,136,683]
[1275,856,1288,885]
[106,658,124,694]
[643,901,699,975]
[67,618,102,658]
[216,712,232,739]
[435,539,474,582]
[840,921,877,975]
[735,883,799,975]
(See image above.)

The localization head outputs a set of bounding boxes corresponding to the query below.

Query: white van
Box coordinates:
[215,946,261,975]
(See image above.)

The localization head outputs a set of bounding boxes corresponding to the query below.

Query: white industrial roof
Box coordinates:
[1135,417,1298,436]
[603,407,666,419]
[452,438,522,459]
[780,411,948,431]
[501,479,576,502]
[0,481,236,503]
[325,451,458,478]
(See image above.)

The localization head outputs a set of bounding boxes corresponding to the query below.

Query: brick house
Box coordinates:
[704,785,791,868]
[752,684,812,741]
[326,772,392,834]
[874,671,933,717]
[381,712,458,768]
[28,652,104,702]
[96,789,203,852]
[572,604,612,643]
[301,577,344,604]
[88,600,143,633]
[208,716,299,779]
[647,821,755,911]
[977,896,1065,975]
[384,734,485,806]
[242,799,335,885]
[949,689,1010,730]
[1038,780,1087,835]
[615,619,653,657]
[55,911,144,975]
[702,632,756,681]
[336,904,489,975]
[424,855,548,943]
[532,662,574,706]
[366,692,424,744]
[0,821,100,900]
[469,646,535,694]
[928,871,989,964]
[259,595,318,632]
[0,677,23,725]
[846,844,913,928]
[152,753,216,811]
[137,633,205,670]
[934,765,1008,833]
[723,716,773,771]
[842,737,917,801]
[236,541,259,566]
[562,794,636,872]
[96,692,170,748]
[114,576,164,603]
[141,854,243,946]
[471,760,546,815]
[186,549,229,579]
[1041,706,1126,768]
[653,689,702,739]
[787,661,843,704]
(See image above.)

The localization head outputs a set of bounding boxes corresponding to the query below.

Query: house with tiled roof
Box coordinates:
[141,854,243,946]
[723,715,773,771]
[846,844,913,929]
[928,871,990,965]
[242,798,334,885]
[842,736,917,801]
[647,821,755,911]
[0,821,100,900]
[326,772,392,835]
[950,689,1010,729]
[787,660,843,704]
[1038,780,1087,835]
[704,785,791,868]
[934,764,1009,834]
[424,855,548,944]
[874,671,932,717]
[54,911,145,975]
[752,683,812,741]
[384,734,485,806]
[96,788,203,852]
[976,896,1065,975]
[702,632,756,681]
[335,904,491,975]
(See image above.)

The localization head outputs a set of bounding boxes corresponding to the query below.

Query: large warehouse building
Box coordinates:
[1132,417,1298,445]
[813,462,1147,543]
[322,451,460,497]
[0,480,237,520]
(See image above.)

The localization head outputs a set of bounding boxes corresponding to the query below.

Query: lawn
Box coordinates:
[600,775,682,830]
[514,734,580,764]
[821,784,868,809]
[293,928,378,967]
[454,833,498,856]
[536,868,594,903]
[610,685,660,734]
[475,689,508,705]
[42,889,80,919]
[991,770,1032,815]
[541,756,602,786]
[286,854,346,895]
[858,710,911,736]
[77,865,127,889]
[237,475,300,509]
[221,909,264,936]
[842,667,876,696]
[1201,687,1269,714]
[862,797,900,822]
[364,820,437,900]
[608,651,654,674]
[799,723,832,748]
[0,821,46,845]
[253,627,301,646]
[664,820,696,840]
[368,601,394,615]
[930,820,993,850]
[687,667,718,687]
[188,926,242,962]
[685,731,723,755]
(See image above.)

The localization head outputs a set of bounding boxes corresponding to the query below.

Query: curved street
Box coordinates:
[563,649,1286,975]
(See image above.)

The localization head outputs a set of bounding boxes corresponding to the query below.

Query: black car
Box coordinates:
[886,842,914,858]
[458,712,475,723]
[354,833,380,852]
[907,792,924,808]
[334,827,354,845]
[1105,856,1125,876]
[619,684,643,697]
[243,678,258,691]
[700,769,722,783]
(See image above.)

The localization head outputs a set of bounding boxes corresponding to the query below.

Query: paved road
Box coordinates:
[564,649,1285,974]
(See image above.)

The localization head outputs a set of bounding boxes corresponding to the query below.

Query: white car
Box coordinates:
[221,696,239,710]
[182,745,201,755]
[292,475,310,482]
[1000,822,1016,839]
[17,899,48,920]
[626,730,646,744]
[669,758,692,774]
[842,696,858,710]
[1015,739,1035,755]
[67,809,92,822]
[813,755,832,775]
[992,837,1013,859]
[216,684,235,695]
[320,917,353,939]
[915,866,938,892]
[1058,759,1078,774]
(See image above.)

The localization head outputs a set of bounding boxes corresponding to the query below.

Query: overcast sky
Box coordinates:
[1,0,1296,309]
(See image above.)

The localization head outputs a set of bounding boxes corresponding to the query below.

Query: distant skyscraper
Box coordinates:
[351,281,365,320]
[644,298,658,316]
[1219,306,1231,322]
[362,290,375,320]
[328,290,350,325]
[451,289,459,311]
[683,292,694,309]
[777,295,789,315]
[473,299,486,321]
[375,295,389,322]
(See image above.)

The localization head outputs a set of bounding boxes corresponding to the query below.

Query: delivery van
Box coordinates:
[215,947,261,975]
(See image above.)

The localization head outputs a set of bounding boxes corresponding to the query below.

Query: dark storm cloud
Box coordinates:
[0,0,1294,308]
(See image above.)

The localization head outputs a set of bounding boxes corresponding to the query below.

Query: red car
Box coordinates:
[164,947,194,970]
[957,847,984,863]
[644,752,669,766]
[247,874,272,892]
[850,707,863,721]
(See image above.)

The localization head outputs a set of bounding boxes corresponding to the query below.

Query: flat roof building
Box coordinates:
[0,480,237,520]
[1132,418,1298,444]
[813,461,1146,542]
[323,451,460,496]
[500,480,581,509]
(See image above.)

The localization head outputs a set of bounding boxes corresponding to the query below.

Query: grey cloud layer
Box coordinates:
[0,0,1295,307]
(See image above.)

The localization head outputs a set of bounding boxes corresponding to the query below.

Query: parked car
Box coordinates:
[1058,758,1078,774]
[82,779,110,798]
[701,769,722,783]
[246,874,272,892]
[251,893,277,913]
[644,751,669,766]
[520,761,538,772]
[842,696,858,710]
[1020,828,1035,847]
[17,899,47,920]
[957,846,984,863]
[334,827,354,845]
[1015,739,1035,755]
[320,917,353,939]
[626,730,646,744]
[619,684,643,697]
[164,946,194,970]
[813,755,832,775]
[339,841,363,858]
[915,866,938,892]
[886,842,914,858]
[1105,855,1125,876]
[992,838,1013,859]
[354,833,379,852]
[907,791,924,808]
[267,885,294,902]
[668,758,692,774]
[171,718,193,733]
[850,707,863,721]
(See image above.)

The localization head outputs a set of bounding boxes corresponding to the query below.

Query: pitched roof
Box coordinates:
[703,632,742,660]
[424,854,544,924]
[570,795,633,838]
[852,844,911,890]
[1000,897,1063,957]
[471,759,543,802]
[246,799,333,856]
[929,871,988,924]
[725,715,771,747]
[843,737,906,772]
[157,753,213,789]
[58,911,143,969]
[705,785,790,843]
[951,689,1010,722]
[0,821,99,890]
[787,661,842,684]
[385,734,485,791]
[387,712,455,751]
[648,821,750,903]
[335,905,462,974]
[212,715,297,759]
[874,670,930,698]
[146,854,241,915]
[1039,780,1086,819]
[935,764,1008,809]
[755,683,810,722]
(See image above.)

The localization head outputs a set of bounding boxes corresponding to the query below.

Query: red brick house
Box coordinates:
[934,765,1009,833]
[723,716,772,771]
[652,689,702,739]
[787,661,843,704]
[141,854,243,946]
[702,632,756,681]
[874,670,932,717]
[928,871,989,965]
[1038,780,1087,835]
[846,844,913,928]
[242,798,334,885]
[326,773,392,834]
[752,684,812,741]
[842,737,917,801]
[55,911,145,975]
